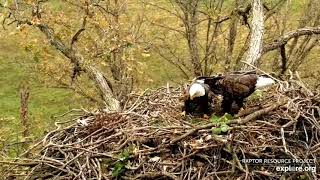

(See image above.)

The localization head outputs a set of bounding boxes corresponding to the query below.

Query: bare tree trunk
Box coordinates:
[87,66,121,111]
[188,23,202,76]
[187,1,202,76]
[177,0,202,76]
[242,0,264,70]
[225,12,238,71]
[107,0,133,103]
[20,85,29,149]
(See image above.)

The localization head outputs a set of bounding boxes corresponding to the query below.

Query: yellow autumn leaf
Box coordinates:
[101,61,107,66]
[141,53,150,57]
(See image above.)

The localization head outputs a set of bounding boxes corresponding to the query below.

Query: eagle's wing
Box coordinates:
[221,74,258,97]
[203,84,214,103]
[198,76,224,94]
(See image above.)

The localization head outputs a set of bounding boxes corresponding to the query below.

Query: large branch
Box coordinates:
[37,24,120,112]
[263,27,320,53]
[242,0,264,70]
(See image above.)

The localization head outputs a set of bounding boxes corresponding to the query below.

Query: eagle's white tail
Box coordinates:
[255,76,275,89]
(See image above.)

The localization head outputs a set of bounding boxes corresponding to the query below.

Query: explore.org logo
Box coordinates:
[240,158,317,173]
[275,165,316,173]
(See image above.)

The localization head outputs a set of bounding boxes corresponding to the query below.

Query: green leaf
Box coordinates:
[119,145,134,161]
[119,150,130,161]
[212,127,222,135]
[112,147,134,177]
[112,161,125,177]
[221,124,230,132]
[210,114,220,124]
[220,113,233,123]
[224,113,233,120]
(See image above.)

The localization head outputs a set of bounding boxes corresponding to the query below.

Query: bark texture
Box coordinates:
[176,0,202,76]
[20,86,30,139]
[242,0,264,70]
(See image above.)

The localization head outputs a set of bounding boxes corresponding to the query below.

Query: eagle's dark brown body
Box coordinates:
[199,73,269,115]
[213,74,258,97]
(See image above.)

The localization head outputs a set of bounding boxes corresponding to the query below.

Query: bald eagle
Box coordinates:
[182,80,214,117]
[198,73,275,115]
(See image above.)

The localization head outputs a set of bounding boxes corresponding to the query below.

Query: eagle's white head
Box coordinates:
[189,82,206,100]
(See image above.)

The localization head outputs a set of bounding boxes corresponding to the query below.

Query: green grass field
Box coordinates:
[0,34,85,155]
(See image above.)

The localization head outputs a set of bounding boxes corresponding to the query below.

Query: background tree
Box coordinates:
[147,0,320,78]
[263,0,320,77]
[1,0,147,111]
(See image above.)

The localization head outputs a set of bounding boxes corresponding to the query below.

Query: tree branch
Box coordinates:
[228,101,287,125]
[263,27,320,53]
[70,17,87,50]
[279,45,287,75]
[36,24,120,111]
[143,1,184,21]
[150,21,185,36]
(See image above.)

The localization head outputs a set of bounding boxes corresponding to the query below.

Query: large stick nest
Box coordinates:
[2,79,320,179]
